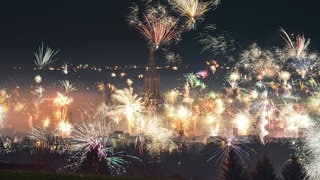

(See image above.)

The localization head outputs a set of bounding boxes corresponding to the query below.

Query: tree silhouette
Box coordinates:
[78,145,110,175]
[220,148,249,180]
[252,155,278,180]
[281,155,309,180]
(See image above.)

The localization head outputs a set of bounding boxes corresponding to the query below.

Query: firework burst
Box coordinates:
[204,133,254,164]
[110,87,145,135]
[0,104,7,129]
[170,0,220,29]
[128,3,181,49]
[197,24,237,57]
[53,92,73,121]
[67,121,135,175]
[302,127,320,180]
[138,116,177,154]
[278,28,320,79]
[34,43,59,69]
[59,80,77,94]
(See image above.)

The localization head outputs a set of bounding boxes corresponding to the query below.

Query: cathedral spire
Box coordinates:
[144,48,162,109]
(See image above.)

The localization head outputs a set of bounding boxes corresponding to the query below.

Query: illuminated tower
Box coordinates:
[144,48,162,108]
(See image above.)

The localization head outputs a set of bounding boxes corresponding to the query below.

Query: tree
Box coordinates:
[281,155,309,180]
[252,155,278,180]
[78,145,110,175]
[220,148,249,180]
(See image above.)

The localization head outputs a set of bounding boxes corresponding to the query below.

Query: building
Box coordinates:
[144,48,163,109]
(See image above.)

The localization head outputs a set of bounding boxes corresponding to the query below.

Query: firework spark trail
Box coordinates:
[53,92,73,121]
[307,91,320,115]
[56,120,73,138]
[59,80,77,94]
[110,87,145,135]
[67,121,135,175]
[302,127,320,180]
[204,134,253,164]
[229,31,320,145]
[184,73,206,89]
[237,43,281,78]
[197,24,237,56]
[277,28,319,79]
[29,126,50,142]
[128,3,181,49]
[0,89,10,127]
[279,103,311,137]
[0,104,7,129]
[137,115,177,154]
[278,27,310,58]
[164,50,182,68]
[170,0,220,29]
[34,43,59,69]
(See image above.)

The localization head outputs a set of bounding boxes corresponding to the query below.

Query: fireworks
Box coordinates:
[54,92,73,107]
[278,27,320,79]
[29,126,50,142]
[137,116,177,154]
[164,50,182,68]
[68,121,134,175]
[56,120,73,138]
[302,127,320,180]
[198,24,237,56]
[110,87,145,134]
[170,0,220,29]
[34,43,59,69]
[59,80,77,94]
[1,7,320,178]
[233,113,251,136]
[53,92,73,121]
[128,3,181,49]
[0,104,7,129]
[34,75,42,84]
[204,135,253,164]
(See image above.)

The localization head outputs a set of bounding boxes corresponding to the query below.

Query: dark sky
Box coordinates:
[0,0,319,68]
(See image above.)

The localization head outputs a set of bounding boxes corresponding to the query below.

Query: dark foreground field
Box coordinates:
[0,170,180,180]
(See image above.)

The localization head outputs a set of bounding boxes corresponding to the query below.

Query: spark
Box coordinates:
[0,104,7,129]
[53,92,73,121]
[34,43,59,69]
[137,116,177,154]
[56,120,73,138]
[302,127,320,180]
[128,3,181,49]
[53,92,73,107]
[68,121,135,175]
[59,80,77,94]
[34,75,42,84]
[204,134,253,164]
[110,87,144,134]
[164,51,182,67]
[170,0,220,29]
[198,24,237,56]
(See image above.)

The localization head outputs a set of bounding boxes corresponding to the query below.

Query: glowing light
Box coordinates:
[56,120,72,138]
[0,105,7,128]
[110,88,144,134]
[170,0,220,29]
[128,3,180,49]
[34,75,42,84]
[233,114,251,135]
[34,43,59,69]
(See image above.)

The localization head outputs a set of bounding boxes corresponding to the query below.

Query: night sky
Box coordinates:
[0,0,319,68]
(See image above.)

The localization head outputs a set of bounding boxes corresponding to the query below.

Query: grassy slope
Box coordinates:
[0,170,176,180]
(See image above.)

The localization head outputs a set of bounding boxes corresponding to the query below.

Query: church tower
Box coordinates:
[144,48,162,108]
